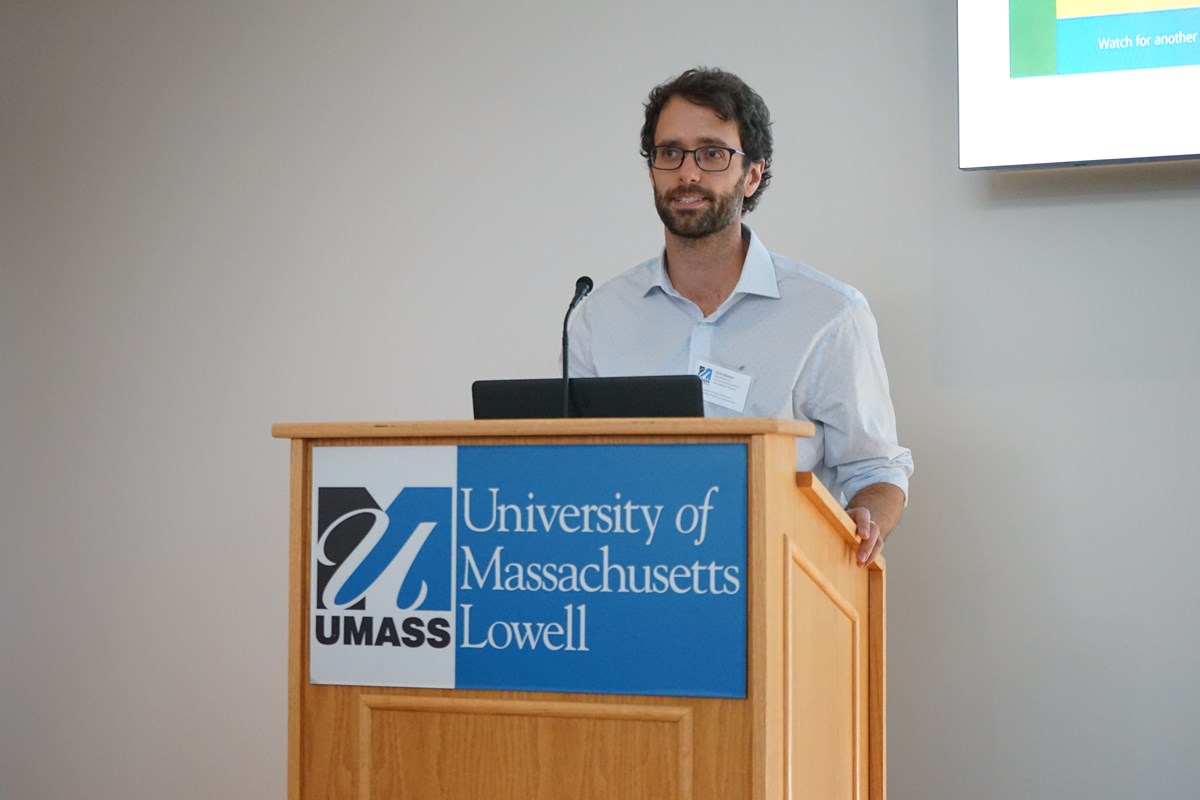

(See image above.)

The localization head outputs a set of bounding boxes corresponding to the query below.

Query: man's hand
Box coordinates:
[845,506,885,567]
[845,483,905,567]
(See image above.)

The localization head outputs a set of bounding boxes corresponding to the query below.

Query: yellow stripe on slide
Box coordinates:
[1058,0,1200,19]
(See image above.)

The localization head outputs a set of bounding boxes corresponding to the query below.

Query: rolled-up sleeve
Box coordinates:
[798,297,913,504]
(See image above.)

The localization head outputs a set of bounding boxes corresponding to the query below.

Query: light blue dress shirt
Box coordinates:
[567,226,913,504]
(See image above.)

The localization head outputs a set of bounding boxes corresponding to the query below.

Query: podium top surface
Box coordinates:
[272,417,815,441]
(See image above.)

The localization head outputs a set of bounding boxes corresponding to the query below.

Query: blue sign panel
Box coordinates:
[455,444,747,698]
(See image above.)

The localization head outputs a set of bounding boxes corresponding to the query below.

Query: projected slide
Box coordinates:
[959,0,1200,167]
[1011,1,1200,77]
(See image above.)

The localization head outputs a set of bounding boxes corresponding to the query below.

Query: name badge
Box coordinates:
[696,361,752,413]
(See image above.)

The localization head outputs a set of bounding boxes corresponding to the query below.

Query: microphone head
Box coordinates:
[575,275,594,297]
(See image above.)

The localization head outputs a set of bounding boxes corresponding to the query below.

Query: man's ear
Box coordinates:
[743,160,765,198]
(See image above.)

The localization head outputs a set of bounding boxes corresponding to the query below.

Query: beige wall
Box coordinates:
[3,2,1199,798]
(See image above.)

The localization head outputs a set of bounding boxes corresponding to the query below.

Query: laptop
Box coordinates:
[472,375,705,419]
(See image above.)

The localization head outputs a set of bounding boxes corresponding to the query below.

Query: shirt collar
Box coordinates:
[643,224,781,301]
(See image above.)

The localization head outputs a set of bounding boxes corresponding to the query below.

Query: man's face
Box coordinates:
[650,96,763,240]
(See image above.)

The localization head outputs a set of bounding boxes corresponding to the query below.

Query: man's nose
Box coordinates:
[677,152,704,181]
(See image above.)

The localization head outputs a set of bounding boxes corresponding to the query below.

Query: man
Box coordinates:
[567,67,913,566]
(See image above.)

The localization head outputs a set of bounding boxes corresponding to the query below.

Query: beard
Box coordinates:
[654,173,747,240]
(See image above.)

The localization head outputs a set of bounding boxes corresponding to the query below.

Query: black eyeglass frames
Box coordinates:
[648,145,748,172]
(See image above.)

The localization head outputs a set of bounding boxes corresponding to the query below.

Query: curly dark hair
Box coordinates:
[640,67,774,213]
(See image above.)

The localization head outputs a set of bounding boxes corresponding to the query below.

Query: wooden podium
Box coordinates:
[273,418,885,800]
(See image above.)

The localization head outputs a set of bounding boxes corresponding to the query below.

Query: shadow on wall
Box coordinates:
[979,157,1200,206]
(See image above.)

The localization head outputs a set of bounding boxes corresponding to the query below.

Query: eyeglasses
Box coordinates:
[649,145,748,172]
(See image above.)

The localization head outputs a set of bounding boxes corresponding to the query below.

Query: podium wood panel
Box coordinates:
[298,685,751,799]
[276,419,884,800]
[360,697,693,800]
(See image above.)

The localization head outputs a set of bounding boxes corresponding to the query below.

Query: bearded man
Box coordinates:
[567,67,913,566]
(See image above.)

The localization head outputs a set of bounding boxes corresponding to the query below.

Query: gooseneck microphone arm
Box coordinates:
[562,276,594,417]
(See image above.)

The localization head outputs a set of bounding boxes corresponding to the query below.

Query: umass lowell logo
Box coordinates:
[310,444,746,696]
[314,486,453,649]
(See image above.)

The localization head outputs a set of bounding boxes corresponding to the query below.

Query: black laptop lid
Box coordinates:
[472,375,704,419]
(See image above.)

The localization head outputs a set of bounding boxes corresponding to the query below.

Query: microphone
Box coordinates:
[562,276,594,417]
[569,276,593,310]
